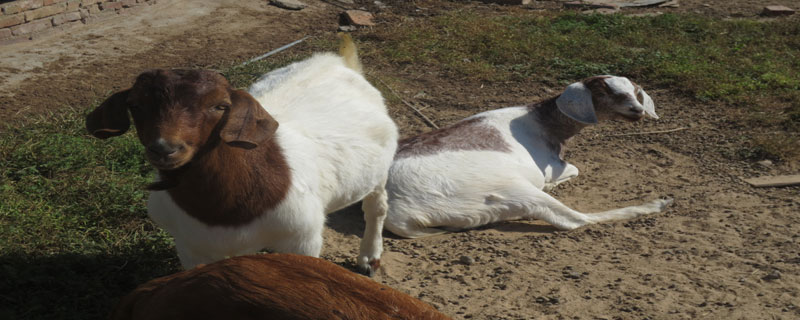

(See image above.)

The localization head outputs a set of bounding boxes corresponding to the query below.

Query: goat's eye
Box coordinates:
[213,105,229,112]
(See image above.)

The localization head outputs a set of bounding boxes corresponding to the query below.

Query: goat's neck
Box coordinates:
[527,96,587,156]
[161,137,292,227]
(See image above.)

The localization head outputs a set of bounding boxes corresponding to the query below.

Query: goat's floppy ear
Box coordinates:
[220,90,279,149]
[86,90,131,139]
[637,87,659,119]
[556,82,598,124]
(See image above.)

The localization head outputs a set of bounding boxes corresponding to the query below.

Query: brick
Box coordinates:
[0,13,25,28]
[84,3,101,14]
[11,17,52,36]
[67,0,81,11]
[341,10,375,27]
[2,1,45,15]
[25,3,67,22]
[482,0,531,5]
[762,5,795,17]
[100,1,124,10]
[80,0,102,5]
[52,11,81,25]
[564,1,619,10]
[0,28,12,39]
[121,0,137,8]
[44,0,68,5]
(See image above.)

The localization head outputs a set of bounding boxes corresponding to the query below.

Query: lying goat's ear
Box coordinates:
[556,82,598,124]
[636,86,659,119]
[220,90,279,149]
[86,90,132,139]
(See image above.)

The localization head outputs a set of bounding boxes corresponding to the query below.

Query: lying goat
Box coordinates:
[110,254,451,320]
[86,35,398,274]
[384,76,672,238]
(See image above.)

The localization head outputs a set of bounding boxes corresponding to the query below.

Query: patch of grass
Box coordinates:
[0,109,177,319]
[366,11,800,161]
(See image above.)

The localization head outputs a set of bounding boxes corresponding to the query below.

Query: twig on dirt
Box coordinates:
[241,36,309,67]
[606,126,688,137]
[376,78,440,129]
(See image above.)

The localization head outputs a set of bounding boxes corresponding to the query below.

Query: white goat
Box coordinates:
[86,35,397,274]
[384,76,672,238]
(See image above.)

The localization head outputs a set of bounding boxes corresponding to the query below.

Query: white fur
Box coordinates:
[384,76,671,239]
[148,53,398,272]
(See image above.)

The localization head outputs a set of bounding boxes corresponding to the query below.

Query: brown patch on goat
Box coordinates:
[110,254,452,320]
[395,117,510,159]
[89,69,290,227]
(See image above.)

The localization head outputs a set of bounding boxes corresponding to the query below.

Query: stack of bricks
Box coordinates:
[1,0,157,43]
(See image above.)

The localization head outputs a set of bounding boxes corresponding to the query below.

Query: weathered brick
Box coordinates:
[25,3,67,22]
[81,8,116,23]
[11,17,52,36]
[762,5,795,17]
[0,28,12,40]
[52,11,81,25]
[482,0,530,5]
[86,3,101,14]
[43,0,68,5]
[67,0,81,11]
[0,13,25,28]
[3,0,45,15]
[100,1,124,10]
[121,0,137,8]
[80,0,102,5]
[341,10,375,27]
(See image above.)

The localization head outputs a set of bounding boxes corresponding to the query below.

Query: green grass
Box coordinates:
[366,11,800,160]
[1,10,799,320]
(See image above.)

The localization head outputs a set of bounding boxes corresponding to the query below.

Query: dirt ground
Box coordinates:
[1,0,798,319]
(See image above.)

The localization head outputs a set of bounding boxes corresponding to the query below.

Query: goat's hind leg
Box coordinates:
[357,183,389,276]
[497,183,670,230]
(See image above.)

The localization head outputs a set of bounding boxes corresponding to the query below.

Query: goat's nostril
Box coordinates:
[147,141,183,157]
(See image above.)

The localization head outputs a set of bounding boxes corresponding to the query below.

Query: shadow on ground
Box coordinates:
[0,246,180,320]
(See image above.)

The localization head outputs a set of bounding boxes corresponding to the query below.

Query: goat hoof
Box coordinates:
[357,259,381,277]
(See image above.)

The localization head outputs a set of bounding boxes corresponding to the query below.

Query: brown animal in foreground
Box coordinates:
[110,254,451,320]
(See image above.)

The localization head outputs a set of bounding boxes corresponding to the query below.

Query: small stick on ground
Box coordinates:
[376,78,439,129]
[606,126,688,137]
[241,36,309,67]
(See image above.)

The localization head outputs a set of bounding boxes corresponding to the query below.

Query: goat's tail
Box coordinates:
[338,33,363,74]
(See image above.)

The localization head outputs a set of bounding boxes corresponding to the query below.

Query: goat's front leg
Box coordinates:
[358,183,389,276]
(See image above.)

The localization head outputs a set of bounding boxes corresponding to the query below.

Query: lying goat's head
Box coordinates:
[86,70,278,170]
[555,75,658,124]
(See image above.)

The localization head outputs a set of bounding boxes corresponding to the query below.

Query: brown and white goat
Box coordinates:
[86,36,398,274]
[384,75,672,238]
[109,254,451,320]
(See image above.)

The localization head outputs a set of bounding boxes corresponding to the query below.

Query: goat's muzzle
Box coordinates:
[146,139,190,170]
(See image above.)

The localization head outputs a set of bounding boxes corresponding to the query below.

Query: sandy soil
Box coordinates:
[1,0,798,319]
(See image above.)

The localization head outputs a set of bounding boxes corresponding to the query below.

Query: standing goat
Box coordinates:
[384,76,672,239]
[86,35,397,274]
[110,254,451,320]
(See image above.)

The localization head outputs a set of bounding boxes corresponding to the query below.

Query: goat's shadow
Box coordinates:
[326,202,559,239]
[0,246,180,320]
[483,220,560,234]
[325,202,367,238]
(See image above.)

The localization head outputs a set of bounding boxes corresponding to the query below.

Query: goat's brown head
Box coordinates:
[555,75,658,124]
[86,69,279,171]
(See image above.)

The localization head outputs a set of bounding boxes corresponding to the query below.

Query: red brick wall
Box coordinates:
[0,0,158,43]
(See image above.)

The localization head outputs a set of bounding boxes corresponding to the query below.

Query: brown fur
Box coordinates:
[87,69,291,227]
[109,254,452,320]
[395,117,511,159]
